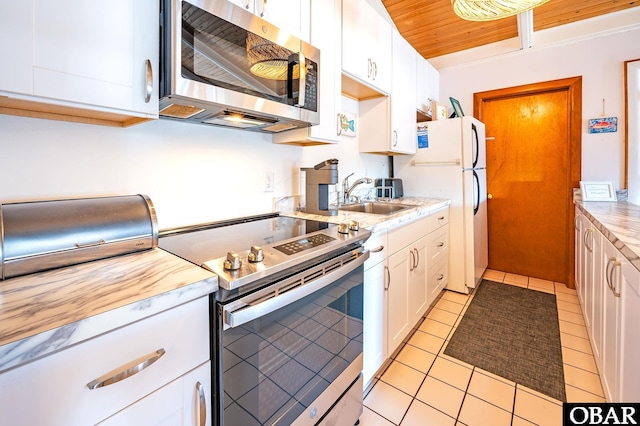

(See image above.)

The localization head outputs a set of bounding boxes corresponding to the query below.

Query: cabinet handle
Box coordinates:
[384,265,390,290]
[438,216,445,221]
[413,248,420,268]
[370,245,384,253]
[583,228,593,252]
[437,274,444,281]
[605,257,614,290]
[196,381,207,426]
[409,249,415,271]
[373,61,377,80]
[437,242,445,248]
[393,130,398,147]
[367,58,373,79]
[574,215,580,230]
[244,0,251,8]
[145,59,153,103]
[86,348,165,390]
[259,0,267,17]
[606,257,621,297]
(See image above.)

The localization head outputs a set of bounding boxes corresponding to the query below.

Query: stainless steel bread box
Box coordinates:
[0,195,158,280]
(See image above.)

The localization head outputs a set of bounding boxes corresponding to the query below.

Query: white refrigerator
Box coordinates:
[395,116,488,294]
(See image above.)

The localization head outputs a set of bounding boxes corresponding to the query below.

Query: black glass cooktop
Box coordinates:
[158,214,334,266]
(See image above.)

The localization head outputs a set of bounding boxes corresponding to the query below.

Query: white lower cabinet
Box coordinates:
[363,206,450,388]
[363,230,388,388]
[601,237,640,402]
[386,247,412,353]
[0,297,210,425]
[601,239,623,402]
[575,209,640,402]
[408,236,428,322]
[99,361,212,426]
[618,257,640,402]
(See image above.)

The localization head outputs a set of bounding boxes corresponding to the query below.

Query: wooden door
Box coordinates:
[474,77,582,286]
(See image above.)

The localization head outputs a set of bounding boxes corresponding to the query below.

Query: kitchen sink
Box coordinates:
[338,202,414,215]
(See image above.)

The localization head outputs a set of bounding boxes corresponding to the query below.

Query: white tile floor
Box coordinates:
[361,270,606,426]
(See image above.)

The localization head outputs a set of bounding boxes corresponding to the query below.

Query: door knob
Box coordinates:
[487,193,493,199]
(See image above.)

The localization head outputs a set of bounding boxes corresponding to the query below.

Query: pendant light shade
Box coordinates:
[451,0,550,21]
[246,33,299,80]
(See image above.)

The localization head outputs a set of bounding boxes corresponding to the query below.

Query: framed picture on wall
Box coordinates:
[580,181,617,201]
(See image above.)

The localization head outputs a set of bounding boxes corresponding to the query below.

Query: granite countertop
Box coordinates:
[575,201,640,272]
[0,248,217,373]
[284,197,451,232]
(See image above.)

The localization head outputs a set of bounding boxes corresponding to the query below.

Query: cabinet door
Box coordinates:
[618,258,640,402]
[364,259,387,387]
[231,0,254,13]
[582,224,595,330]
[341,0,368,82]
[387,250,411,355]
[601,240,621,402]
[589,226,604,367]
[574,211,585,304]
[257,0,310,41]
[0,297,209,426]
[409,237,428,323]
[342,0,390,93]
[391,30,417,155]
[98,361,212,426]
[272,0,339,145]
[416,54,440,114]
[32,0,157,116]
[367,7,392,94]
[0,2,33,94]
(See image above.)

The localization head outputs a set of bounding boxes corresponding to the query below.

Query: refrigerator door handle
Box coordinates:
[473,170,480,215]
[472,123,479,169]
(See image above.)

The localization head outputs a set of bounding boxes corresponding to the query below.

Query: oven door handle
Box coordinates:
[224,251,369,329]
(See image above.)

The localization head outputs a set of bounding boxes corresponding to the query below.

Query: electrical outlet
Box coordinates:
[264,172,274,192]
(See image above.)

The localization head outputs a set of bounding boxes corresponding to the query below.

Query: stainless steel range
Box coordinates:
[159,213,370,426]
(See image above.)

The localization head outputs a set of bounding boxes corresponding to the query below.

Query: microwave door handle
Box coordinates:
[288,52,306,107]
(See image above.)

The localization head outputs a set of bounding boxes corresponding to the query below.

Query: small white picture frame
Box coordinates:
[580,181,617,202]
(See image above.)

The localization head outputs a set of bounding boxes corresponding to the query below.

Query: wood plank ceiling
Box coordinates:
[382,0,640,59]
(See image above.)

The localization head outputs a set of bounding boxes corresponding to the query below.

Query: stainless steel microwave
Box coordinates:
[159,0,320,133]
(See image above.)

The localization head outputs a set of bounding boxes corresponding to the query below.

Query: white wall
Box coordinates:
[0,97,387,229]
[438,28,640,190]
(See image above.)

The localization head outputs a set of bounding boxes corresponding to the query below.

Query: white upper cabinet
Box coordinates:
[342,0,392,94]
[390,30,417,155]
[416,54,440,117]
[272,0,340,145]
[0,0,158,127]
[234,0,311,42]
[230,0,255,13]
[358,30,416,155]
[0,3,32,95]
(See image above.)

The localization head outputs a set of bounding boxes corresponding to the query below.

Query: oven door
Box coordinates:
[214,249,368,426]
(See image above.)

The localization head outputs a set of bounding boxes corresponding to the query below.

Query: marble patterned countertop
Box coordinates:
[283,197,451,232]
[575,201,640,272]
[0,197,448,374]
[0,248,217,373]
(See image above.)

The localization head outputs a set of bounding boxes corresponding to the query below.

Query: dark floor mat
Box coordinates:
[444,279,566,401]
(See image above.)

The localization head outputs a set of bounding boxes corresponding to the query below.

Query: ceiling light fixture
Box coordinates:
[451,0,550,21]
[246,33,299,80]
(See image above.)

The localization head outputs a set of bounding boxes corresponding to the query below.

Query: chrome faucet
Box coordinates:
[343,173,372,204]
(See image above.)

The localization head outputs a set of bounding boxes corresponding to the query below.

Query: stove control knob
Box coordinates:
[248,246,264,263]
[338,223,350,234]
[349,220,360,232]
[223,252,242,270]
